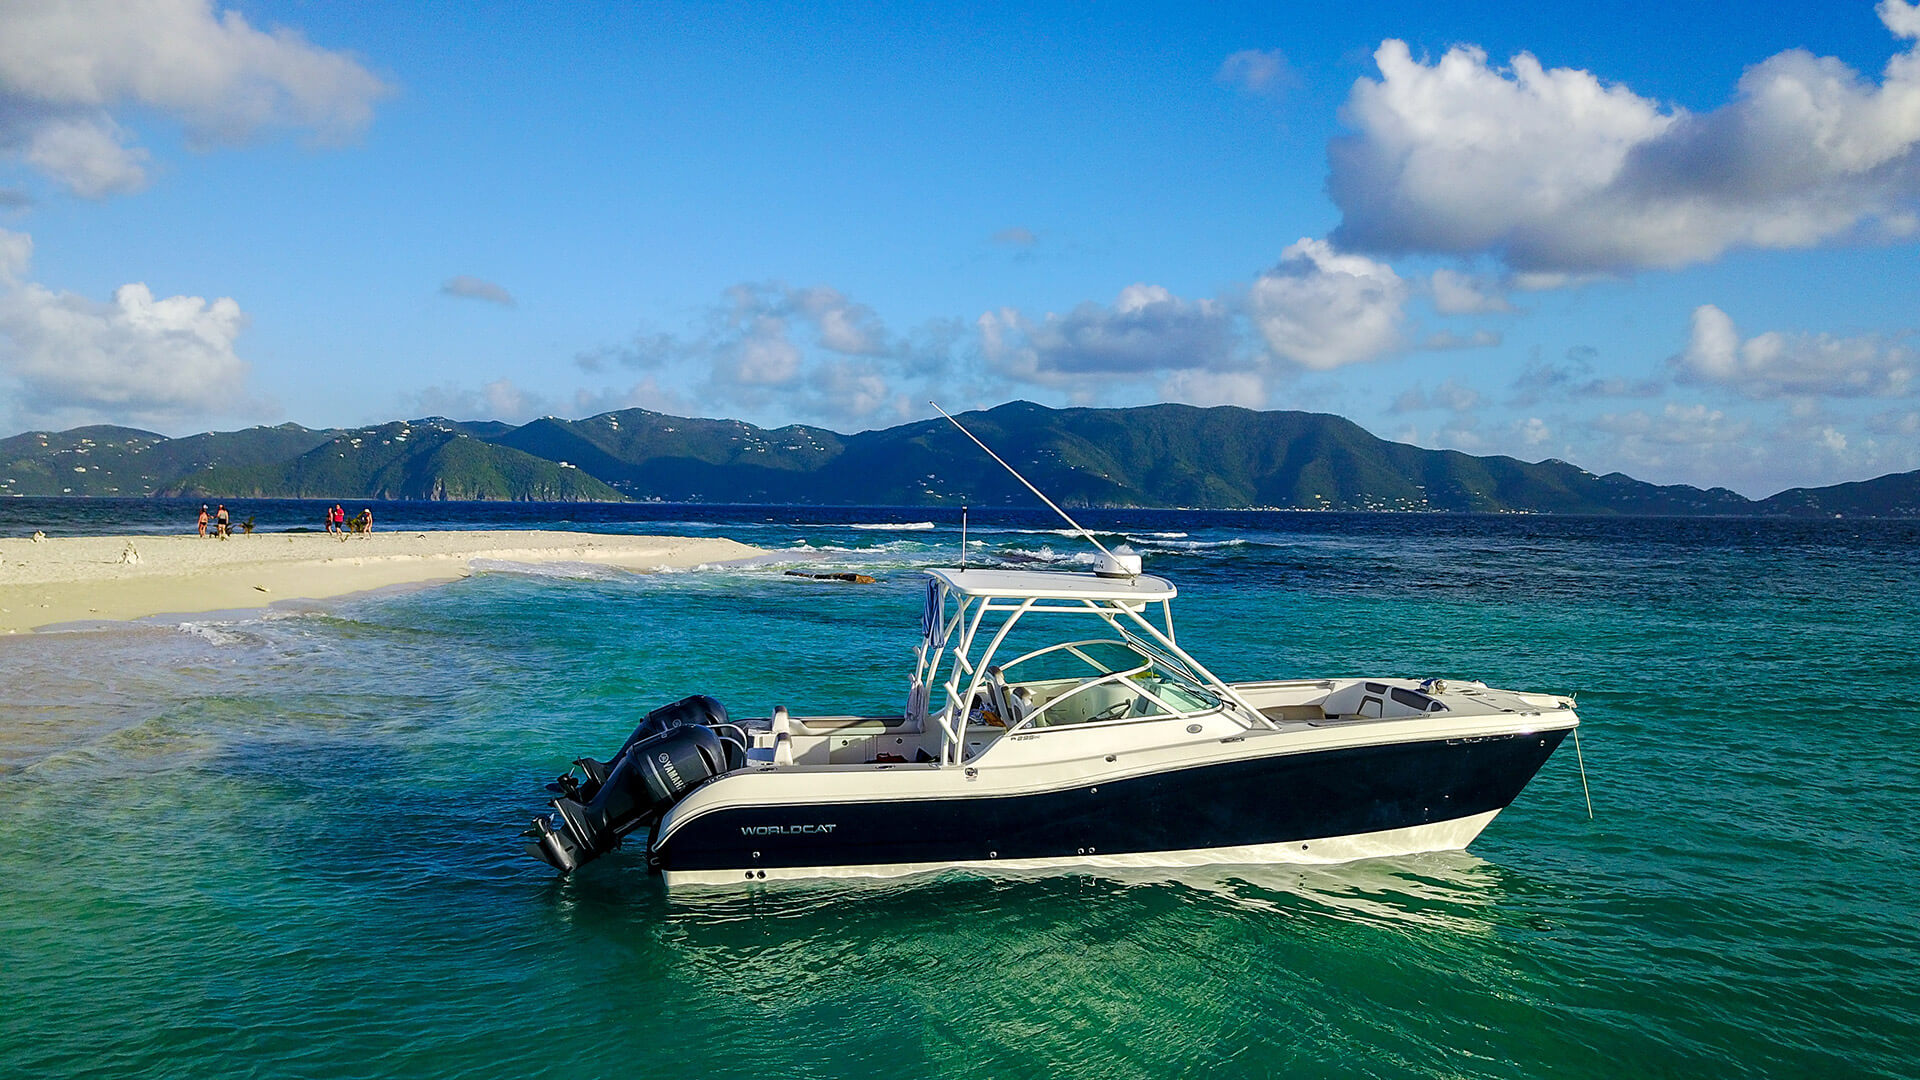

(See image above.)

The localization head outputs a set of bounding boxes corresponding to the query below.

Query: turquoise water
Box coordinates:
[3,509,1917,1078]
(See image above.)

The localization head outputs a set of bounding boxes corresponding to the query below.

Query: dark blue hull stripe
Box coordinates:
[657,730,1569,872]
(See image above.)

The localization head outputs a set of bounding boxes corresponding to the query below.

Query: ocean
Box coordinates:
[2,499,1916,1079]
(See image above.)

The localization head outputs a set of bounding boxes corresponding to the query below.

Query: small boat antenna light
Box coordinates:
[929,400,1130,576]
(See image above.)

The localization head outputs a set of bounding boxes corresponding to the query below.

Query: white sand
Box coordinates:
[0,530,763,633]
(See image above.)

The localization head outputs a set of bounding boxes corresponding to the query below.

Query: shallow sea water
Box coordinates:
[2,503,1916,1078]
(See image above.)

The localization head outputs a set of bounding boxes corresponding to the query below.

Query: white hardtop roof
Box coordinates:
[925,567,1178,601]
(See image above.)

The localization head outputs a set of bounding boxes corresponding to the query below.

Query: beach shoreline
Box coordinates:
[0,530,763,633]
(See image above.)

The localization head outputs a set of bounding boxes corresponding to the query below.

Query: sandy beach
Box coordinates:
[0,530,763,633]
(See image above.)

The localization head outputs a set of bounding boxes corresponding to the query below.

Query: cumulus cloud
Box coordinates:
[1247,238,1407,370]
[1216,49,1297,97]
[979,283,1236,383]
[1575,395,1920,493]
[440,275,515,307]
[1158,368,1268,408]
[1328,4,1920,272]
[1429,269,1513,314]
[19,115,149,197]
[1582,403,1757,486]
[0,227,29,284]
[1511,345,1665,404]
[409,378,552,423]
[0,229,251,426]
[0,0,389,196]
[1673,303,1916,398]
[1391,379,1483,413]
[573,280,955,430]
[1421,328,1502,350]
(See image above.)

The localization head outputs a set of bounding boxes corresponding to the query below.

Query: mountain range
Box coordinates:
[3,402,1915,516]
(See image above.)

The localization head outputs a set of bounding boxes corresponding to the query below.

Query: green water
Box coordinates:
[2,513,1916,1078]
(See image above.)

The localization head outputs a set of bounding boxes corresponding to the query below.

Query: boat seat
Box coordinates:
[770,705,794,766]
[1319,682,1446,720]
[793,714,924,735]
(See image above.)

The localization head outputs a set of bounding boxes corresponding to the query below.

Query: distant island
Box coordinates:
[3,401,1916,516]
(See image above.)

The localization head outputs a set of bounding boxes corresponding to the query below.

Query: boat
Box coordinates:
[519,411,1580,887]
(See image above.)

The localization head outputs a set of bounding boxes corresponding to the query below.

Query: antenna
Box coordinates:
[929,400,1125,570]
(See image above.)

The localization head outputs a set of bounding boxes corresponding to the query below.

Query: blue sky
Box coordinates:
[2,0,1917,496]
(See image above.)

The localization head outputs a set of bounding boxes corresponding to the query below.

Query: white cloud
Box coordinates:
[440,276,515,307]
[1247,238,1407,369]
[1391,379,1483,414]
[0,231,250,426]
[21,115,148,197]
[1216,49,1296,96]
[1673,303,1916,398]
[1421,328,1502,350]
[980,283,1237,383]
[0,0,389,196]
[1511,345,1665,404]
[720,315,804,386]
[409,377,564,424]
[1158,369,1268,408]
[1886,0,1920,39]
[1328,6,1920,272]
[575,280,957,430]
[0,227,29,284]
[1429,269,1513,314]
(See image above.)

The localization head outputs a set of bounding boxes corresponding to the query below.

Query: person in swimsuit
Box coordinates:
[197,505,209,537]
[215,504,230,539]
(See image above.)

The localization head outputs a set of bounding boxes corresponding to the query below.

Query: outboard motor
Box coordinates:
[524,695,736,874]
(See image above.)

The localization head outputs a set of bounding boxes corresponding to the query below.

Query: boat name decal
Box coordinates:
[739,824,838,836]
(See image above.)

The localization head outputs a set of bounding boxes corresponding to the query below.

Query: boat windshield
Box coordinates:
[997,638,1223,729]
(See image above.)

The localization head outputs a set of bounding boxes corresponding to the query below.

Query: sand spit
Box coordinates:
[0,530,763,633]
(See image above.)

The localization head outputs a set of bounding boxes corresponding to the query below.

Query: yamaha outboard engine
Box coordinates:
[524,695,736,874]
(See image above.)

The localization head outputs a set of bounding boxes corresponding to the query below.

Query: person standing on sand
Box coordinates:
[215,504,230,539]
[324,505,335,534]
[361,507,374,535]
[197,505,209,537]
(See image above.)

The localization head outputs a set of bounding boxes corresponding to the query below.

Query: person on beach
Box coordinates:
[324,505,336,534]
[197,505,209,537]
[215,504,230,539]
[359,508,374,535]
[332,504,345,534]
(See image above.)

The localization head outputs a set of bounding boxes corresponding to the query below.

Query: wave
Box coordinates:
[849,522,936,531]
[467,559,640,582]
[172,620,256,647]
[1130,537,1251,551]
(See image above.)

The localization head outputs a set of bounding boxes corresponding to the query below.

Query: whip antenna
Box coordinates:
[929,401,1125,570]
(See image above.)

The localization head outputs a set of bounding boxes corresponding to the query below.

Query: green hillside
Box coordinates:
[1757,469,1920,517]
[6,403,1914,514]
[1,423,334,497]
[489,409,846,499]
[161,421,623,501]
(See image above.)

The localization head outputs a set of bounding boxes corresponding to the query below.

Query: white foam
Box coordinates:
[467,559,636,582]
